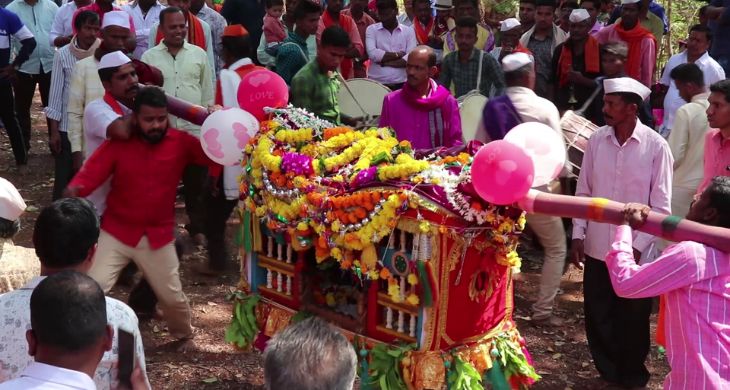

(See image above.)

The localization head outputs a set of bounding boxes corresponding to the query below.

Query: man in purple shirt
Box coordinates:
[606,177,730,388]
[379,45,462,149]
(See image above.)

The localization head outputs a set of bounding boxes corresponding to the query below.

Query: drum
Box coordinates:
[337,78,391,128]
[458,92,488,143]
[560,110,599,177]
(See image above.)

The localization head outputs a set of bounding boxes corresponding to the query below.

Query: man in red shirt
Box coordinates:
[66,86,221,348]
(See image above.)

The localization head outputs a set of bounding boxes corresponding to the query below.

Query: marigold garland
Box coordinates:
[241,108,526,282]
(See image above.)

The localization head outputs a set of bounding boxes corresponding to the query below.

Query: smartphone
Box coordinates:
[117,329,135,388]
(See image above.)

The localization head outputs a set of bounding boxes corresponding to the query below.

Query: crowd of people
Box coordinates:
[0,0,730,388]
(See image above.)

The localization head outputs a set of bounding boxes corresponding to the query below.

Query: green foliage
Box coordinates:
[224,295,261,349]
[367,343,415,389]
[656,0,702,70]
[447,356,485,390]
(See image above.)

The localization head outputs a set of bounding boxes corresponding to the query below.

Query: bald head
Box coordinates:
[406,46,437,90]
[409,45,437,67]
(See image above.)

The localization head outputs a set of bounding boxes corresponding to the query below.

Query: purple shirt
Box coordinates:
[379,79,462,149]
[606,225,730,389]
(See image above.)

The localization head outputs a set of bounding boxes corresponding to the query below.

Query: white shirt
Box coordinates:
[660,51,725,131]
[365,23,417,84]
[82,98,131,216]
[667,91,711,190]
[0,277,147,390]
[504,86,561,133]
[122,1,165,60]
[219,57,250,199]
[476,86,560,142]
[573,122,674,260]
[0,362,96,390]
[49,1,77,46]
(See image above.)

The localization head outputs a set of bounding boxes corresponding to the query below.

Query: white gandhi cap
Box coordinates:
[569,9,591,23]
[501,52,532,72]
[500,18,521,32]
[0,178,26,221]
[101,10,131,30]
[620,0,641,4]
[98,50,131,70]
[603,77,651,101]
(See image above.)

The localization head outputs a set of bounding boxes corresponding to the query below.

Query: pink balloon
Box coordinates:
[237,69,289,120]
[504,122,566,188]
[200,108,259,166]
[471,140,535,206]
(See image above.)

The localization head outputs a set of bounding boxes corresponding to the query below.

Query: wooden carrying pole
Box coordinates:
[518,189,730,253]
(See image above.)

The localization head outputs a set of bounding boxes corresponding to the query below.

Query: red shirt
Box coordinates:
[69,129,222,249]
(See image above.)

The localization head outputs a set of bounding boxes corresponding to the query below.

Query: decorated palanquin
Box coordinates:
[228,107,540,389]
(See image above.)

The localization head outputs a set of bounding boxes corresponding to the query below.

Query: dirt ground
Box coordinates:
[0,95,669,389]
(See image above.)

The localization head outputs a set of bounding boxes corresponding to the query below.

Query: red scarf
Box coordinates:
[613,23,655,82]
[558,36,600,87]
[103,92,125,116]
[155,12,207,50]
[322,11,355,79]
[414,17,434,45]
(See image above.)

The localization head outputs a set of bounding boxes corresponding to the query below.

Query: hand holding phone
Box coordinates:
[117,329,135,389]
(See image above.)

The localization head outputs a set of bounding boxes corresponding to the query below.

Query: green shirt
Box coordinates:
[290,60,341,124]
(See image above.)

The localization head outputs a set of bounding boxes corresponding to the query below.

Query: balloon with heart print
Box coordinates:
[200,108,260,166]
[237,69,289,121]
[471,140,535,205]
[503,122,566,188]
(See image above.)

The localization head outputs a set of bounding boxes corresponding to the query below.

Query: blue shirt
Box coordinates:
[275,31,310,85]
[0,7,35,84]
[709,0,730,62]
[5,0,57,74]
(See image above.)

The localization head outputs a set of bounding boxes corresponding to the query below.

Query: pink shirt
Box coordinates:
[606,225,730,389]
[696,129,730,195]
[595,25,655,87]
[263,14,286,43]
[573,122,673,259]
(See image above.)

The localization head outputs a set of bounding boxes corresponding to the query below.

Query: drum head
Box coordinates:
[337,78,391,119]
[459,94,488,142]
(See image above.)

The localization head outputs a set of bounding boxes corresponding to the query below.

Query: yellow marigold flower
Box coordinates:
[408,273,419,285]
[388,284,402,303]
[419,221,430,233]
[406,294,420,306]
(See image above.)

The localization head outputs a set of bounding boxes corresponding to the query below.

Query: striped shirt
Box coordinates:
[44,43,79,132]
[606,225,730,389]
[439,48,504,99]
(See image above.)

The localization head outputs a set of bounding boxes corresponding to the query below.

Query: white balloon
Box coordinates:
[504,122,566,187]
[200,108,259,166]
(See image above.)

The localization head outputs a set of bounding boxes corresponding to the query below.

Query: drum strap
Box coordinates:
[475,50,484,92]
